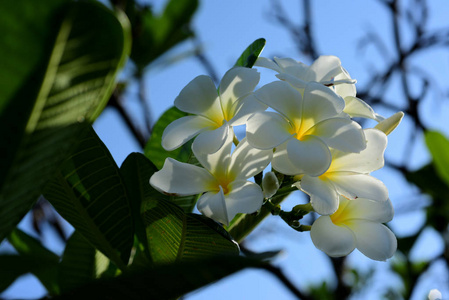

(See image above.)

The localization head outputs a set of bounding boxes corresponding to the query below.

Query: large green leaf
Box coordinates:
[142,197,239,264]
[234,38,266,68]
[7,229,60,295]
[128,0,198,71]
[120,152,160,263]
[44,126,133,270]
[59,231,115,293]
[53,256,266,300]
[0,1,130,241]
[424,130,449,186]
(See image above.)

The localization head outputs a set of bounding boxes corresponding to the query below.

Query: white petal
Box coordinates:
[275,73,308,89]
[310,56,343,82]
[330,128,387,173]
[228,138,273,180]
[192,123,229,155]
[272,142,303,175]
[219,67,260,118]
[310,216,356,257]
[297,175,339,215]
[330,172,389,202]
[343,197,394,223]
[197,188,229,225]
[310,118,366,153]
[254,57,282,73]
[349,220,397,261]
[193,125,233,177]
[228,94,267,126]
[375,111,404,135]
[174,75,224,122]
[273,57,313,80]
[332,69,357,98]
[150,158,216,196]
[343,96,378,120]
[225,180,264,224]
[246,111,294,150]
[286,137,331,177]
[161,115,218,151]
[302,82,345,128]
[254,81,303,124]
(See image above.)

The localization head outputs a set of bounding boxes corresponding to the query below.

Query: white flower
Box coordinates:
[255,56,382,121]
[428,289,443,300]
[247,81,366,177]
[290,128,388,215]
[310,195,397,261]
[150,133,272,225]
[161,67,266,153]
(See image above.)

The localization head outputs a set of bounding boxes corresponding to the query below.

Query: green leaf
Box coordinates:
[142,198,239,264]
[120,153,160,263]
[129,0,198,70]
[44,126,133,270]
[424,130,449,186]
[234,38,266,68]
[59,231,116,293]
[0,1,130,241]
[0,255,46,293]
[7,229,60,295]
[53,256,266,300]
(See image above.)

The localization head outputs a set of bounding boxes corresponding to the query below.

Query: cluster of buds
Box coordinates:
[150,55,403,261]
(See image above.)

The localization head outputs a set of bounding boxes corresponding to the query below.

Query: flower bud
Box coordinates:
[262,171,280,199]
[375,111,404,135]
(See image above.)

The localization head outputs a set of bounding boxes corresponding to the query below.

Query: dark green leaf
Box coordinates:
[0,1,130,241]
[0,255,47,293]
[59,231,116,293]
[120,152,159,263]
[129,0,198,70]
[142,198,239,264]
[54,256,266,300]
[234,38,266,68]
[7,229,60,295]
[44,126,133,270]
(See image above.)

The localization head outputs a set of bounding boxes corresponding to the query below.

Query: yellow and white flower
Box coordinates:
[290,128,388,215]
[310,195,396,261]
[150,133,272,225]
[247,81,366,177]
[161,67,266,153]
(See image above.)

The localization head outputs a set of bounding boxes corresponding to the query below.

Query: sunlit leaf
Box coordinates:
[234,38,266,68]
[0,1,130,241]
[424,130,449,186]
[44,126,133,270]
[142,198,239,264]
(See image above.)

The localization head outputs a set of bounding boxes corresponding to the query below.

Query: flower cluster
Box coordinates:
[150,55,403,261]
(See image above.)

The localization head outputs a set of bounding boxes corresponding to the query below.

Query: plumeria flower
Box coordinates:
[310,195,397,261]
[375,111,404,135]
[247,81,366,177]
[255,56,383,121]
[161,67,266,154]
[150,133,272,225]
[290,128,388,215]
[428,289,443,300]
